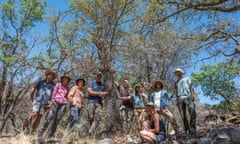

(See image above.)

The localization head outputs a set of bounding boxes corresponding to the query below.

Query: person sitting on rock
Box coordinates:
[139,102,166,143]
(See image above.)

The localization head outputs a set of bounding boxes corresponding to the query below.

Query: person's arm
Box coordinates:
[138,109,145,125]
[118,87,131,100]
[51,83,60,102]
[190,84,195,101]
[30,87,36,102]
[30,81,41,102]
[87,87,108,96]
[141,93,148,105]
[149,113,160,133]
[68,87,76,103]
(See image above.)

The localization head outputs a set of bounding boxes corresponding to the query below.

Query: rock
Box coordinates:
[197,138,212,144]
[97,138,113,144]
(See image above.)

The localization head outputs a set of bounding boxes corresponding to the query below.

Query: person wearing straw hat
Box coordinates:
[66,78,86,132]
[23,70,57,133]
[149,80,179,135]
[174,68,196,135]
[139,102,166,143]
[38,75,71,138]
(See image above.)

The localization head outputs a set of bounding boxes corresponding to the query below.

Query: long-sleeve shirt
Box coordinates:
[51,82,69,104]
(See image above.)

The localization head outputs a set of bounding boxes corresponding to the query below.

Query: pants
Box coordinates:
[87,103,102,135]
[179,97,196,133]
[38,102,66,137]
[120,105,134,132]
[67,106,80,131]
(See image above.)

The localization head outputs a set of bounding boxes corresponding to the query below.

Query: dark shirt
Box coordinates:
[87,80,105,104]
[119,86,134,108]
[35,80,55,104]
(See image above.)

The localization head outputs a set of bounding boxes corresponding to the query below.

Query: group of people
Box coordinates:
[118,68,196,143]
[21,68,196,144]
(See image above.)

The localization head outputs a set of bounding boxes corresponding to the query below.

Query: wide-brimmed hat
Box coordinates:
[146,102,155,108]
[174,68,185,74]
[61,76,71,82]
[134,83,143,89]
[45,70,58,79]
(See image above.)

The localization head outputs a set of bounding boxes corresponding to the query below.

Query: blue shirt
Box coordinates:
[87,80,105,104]
[35,80,55,104]
[132,94,145,109]
[149,89,169,110]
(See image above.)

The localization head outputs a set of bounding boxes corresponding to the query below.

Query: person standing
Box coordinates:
[174,68,196,134]
[66,78,86,131]
[118,79,134,133]
[131,83,148,130]
[149,80,179,135]
[87,71,108,136]
[38,76,71,137]
[23,70,57,133]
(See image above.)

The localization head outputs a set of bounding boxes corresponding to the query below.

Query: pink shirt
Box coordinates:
[51,82,69,104]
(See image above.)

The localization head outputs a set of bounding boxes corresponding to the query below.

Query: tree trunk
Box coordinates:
[103,71,121,134]
[0,64,8,114]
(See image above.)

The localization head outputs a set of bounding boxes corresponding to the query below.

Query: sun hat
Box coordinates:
[174,68,185,74]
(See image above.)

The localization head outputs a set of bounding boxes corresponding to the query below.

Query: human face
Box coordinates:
[96,74,102,82]
[62,77,69,85]
[77,80,84,88]
[123,80,129,88]
[145,106,153,115]
[174,71,183,77]
[47,74,55,82]
[155,83,162,90]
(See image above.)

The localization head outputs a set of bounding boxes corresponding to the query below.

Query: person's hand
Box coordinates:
[191,95,195,101]
[176,99,179,106]
[100,91,108,96]
[47,102,54,109]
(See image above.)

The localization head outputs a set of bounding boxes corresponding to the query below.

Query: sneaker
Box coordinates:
[169,130,176,135]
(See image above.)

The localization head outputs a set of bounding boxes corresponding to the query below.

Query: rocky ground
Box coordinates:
[0,111,239,144]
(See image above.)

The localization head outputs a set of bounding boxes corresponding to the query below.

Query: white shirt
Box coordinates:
[154,91,161,108]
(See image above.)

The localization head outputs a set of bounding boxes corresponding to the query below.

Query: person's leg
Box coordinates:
[139,130,156,142]
[119,105,126,130]
[127,108,134,133]
[38,106,56,136]
[87,103,95,124]
[67,106,79,131]
[23,100,40,131]
[48,103,66,137]
[161,109,179,133]
[32,102,45,133]
[188,100,196,134]
[88,104,102,136]
[32,113,42,133]
[181,101,190,133]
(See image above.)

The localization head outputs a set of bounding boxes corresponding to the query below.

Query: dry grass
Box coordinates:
[0,133,98,144]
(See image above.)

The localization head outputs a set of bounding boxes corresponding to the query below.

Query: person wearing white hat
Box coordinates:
[174,68,196,135]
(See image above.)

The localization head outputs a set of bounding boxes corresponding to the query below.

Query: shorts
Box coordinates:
[156,133,166,142]
[32,100,47,115]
